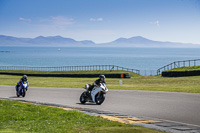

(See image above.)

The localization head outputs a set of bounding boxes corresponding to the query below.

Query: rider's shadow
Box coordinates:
[76,103,98,105]
[9,96,19,98]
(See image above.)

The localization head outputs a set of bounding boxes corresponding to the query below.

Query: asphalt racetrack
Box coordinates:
[1,85,200,127]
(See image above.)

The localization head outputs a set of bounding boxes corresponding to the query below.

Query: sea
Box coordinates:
[0,46,200,75]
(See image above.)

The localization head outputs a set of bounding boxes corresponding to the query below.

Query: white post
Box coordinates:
[119,80,123,86]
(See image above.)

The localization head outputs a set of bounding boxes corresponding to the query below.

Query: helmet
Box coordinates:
[22,75,27,81]
[99,75,105,82]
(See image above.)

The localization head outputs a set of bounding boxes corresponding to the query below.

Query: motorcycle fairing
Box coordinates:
[91,87,102,103]
[19,82,28,92]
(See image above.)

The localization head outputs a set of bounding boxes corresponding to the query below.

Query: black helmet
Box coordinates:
[99,75,105,82]
[22,75,27,81]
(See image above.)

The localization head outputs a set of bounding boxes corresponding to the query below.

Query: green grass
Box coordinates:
[0,73,200,93]
[0,100,164,133]
[165,66,200,71]
[1,69,200,93]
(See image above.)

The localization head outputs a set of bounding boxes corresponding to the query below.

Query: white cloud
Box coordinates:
[90,18,103,22]
[19,17,32,22]
[155,20,159,27]
[150,20,160,27]
[29,16,75,36]
[38,16,74,30]
[90,18,96,21]
[97,18,103,21]
[51,16,74,26]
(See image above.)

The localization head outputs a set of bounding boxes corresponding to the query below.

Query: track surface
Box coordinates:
[1,85,200,127]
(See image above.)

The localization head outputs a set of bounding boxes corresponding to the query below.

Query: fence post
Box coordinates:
[157,69,160,75]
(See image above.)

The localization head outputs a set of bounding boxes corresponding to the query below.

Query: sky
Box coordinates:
[0,0,200,44]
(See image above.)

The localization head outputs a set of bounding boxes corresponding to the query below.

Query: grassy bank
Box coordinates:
[165,66,200,71]
[0,72,200,93]
[0,100,163,133]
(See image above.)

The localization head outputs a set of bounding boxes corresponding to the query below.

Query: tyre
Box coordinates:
[16,87,20,97]
[22,89,26,97]
[80,92,86,104]
[95,92,105,105]
[16,91,20,97]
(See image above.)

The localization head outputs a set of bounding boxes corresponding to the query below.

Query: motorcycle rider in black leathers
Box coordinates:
[88,75,106,92]
[16,75,28,91]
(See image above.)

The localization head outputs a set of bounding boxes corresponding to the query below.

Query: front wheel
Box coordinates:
[16,91,20,97]
[16,87,20,97]
[95,92,105,105]
[80,92,86,104]
[22,88,26,97]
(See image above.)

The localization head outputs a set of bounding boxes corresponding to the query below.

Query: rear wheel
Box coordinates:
[95,92,105,105]
[80,92,86,104]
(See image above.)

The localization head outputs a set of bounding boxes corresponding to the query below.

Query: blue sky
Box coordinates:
[0,0,200,44]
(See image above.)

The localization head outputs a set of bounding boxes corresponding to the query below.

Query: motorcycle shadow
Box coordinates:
[76,103,99,106]
[9,96,20,98]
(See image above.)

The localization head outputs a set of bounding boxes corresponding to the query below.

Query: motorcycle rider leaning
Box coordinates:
[16,75,29,91]
[88,75,106,92]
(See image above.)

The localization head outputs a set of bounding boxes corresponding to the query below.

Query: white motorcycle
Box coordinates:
[80,83,108,105]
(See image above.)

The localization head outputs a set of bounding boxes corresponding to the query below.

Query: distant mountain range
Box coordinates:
[0,35,199,48]
[0,35,95,47]
[99,36,200,48]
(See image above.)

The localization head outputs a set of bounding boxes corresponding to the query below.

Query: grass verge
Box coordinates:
[0,100,164,133]
[165,66,200,71]
[0,69,200,93]
[0,74,200,93]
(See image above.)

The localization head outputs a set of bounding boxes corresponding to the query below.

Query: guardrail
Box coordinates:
[0,65,140,75]
[157,59,200,75]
